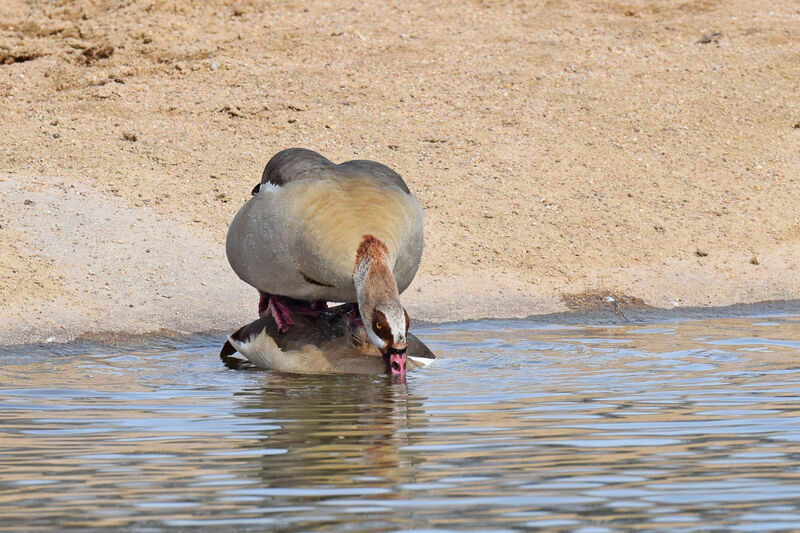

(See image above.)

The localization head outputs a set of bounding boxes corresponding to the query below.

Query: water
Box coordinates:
[3,312,800,531]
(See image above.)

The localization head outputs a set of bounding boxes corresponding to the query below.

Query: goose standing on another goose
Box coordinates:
[226,148,424,374]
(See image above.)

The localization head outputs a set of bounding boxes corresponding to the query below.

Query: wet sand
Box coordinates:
[2,0,800,344]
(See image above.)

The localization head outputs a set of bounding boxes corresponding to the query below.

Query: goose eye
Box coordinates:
[375,321,382,330]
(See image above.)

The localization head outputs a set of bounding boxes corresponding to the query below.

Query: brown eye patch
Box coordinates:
[373,310,393,341]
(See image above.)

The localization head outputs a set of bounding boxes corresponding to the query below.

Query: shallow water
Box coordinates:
[3,313,800,531]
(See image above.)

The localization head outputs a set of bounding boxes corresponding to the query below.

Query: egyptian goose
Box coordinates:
[219,304,436,374]
[226,148,424,374]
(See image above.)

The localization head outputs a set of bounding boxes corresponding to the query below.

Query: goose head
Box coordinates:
[354,235,409,374]
[367,301,410,375]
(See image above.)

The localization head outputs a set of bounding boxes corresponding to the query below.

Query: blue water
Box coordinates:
[2,312,800,531]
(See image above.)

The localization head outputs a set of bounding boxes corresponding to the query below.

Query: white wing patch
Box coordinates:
[408,355,436,368]
[229,329,282,369]
[258,182,281,194]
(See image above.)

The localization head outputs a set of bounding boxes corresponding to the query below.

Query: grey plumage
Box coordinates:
[227,148,424,303]
[259,148,410,193]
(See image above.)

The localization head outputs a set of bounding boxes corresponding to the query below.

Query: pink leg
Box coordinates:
[258,292,270,318]
[267,295,294,333]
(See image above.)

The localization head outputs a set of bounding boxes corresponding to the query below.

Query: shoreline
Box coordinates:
[3,299,799,354]
[2,173,800,346]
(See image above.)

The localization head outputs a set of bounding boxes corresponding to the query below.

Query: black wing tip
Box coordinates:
[229,324,248,343]
[220,339,247,369]
[220,323,261,370]
[251,183,261,195]
[220,339,237,358]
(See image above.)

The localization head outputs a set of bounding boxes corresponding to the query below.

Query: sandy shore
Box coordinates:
[2,0,800,344]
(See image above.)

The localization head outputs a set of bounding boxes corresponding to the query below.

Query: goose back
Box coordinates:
[226,148,424,302]
[220,309,435,374]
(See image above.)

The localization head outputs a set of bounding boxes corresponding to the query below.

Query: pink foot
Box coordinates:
[267,295,294,333]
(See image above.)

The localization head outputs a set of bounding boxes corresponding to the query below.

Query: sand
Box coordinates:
[1,0,799,344]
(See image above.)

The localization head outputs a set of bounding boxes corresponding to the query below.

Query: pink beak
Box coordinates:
[389,352,407,374]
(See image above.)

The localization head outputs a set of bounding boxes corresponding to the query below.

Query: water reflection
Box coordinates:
[1,314,800,530]
[230,374,431,490]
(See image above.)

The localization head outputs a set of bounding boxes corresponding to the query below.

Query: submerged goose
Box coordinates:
[220,304,436,374]
[226,148,424,373]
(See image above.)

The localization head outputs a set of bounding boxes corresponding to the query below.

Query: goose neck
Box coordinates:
[353,235,398,310]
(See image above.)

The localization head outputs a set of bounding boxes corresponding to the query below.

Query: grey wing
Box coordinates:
[390,191,424,293]
[226,193,303,296]
[255,148,337,193]
[407,332,436,361]
[255,149,413,195]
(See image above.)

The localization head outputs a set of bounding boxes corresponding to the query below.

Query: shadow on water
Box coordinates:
[2,303,800,530]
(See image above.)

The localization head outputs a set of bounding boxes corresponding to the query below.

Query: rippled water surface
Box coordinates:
[3,312,800,531]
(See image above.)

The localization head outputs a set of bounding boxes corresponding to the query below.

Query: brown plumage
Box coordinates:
[220,305,436,375]
[354,234,390,272]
